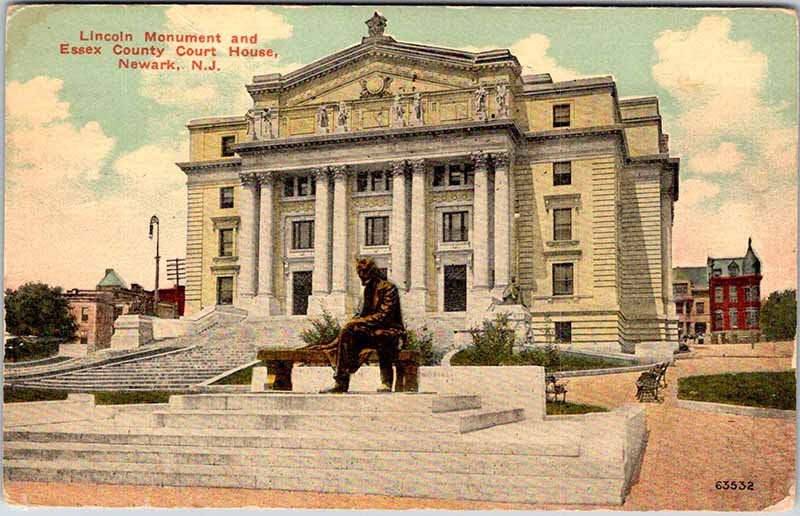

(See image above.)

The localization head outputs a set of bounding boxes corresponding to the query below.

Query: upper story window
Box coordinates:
[365,216,389,247]
[356,171,391,193]
[728,262,739,276]
[292,220,314,250]
[553,161,572,186]
[220,187,234,209]
[553,104,571,128]
[751,285,760,301]
[219,228,234,257]
[221,136,236,157]
[673,284,688,297]
[442,211,469,242]
[553,263,574,296]
[713,268,722,277]
[714,286,723,302]
[553,208,572,241]
[81,307,89,322]
[284,175,316,198]
[433,163,475,188]
[729,286,738,303]
[696,302,705,314]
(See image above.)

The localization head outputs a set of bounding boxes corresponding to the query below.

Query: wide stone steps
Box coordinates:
[3,458,623,505]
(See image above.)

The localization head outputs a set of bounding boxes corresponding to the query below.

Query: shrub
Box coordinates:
[300,309,342,346]
[5,283,76,339]
[760,289,796,341]
[405,326,443,365]
[453,314,516,366]
[4,336,61,363]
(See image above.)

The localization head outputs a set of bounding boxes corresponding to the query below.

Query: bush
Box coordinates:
[405,326,443,365]
[300,310,341,346]
[452,314,516,366]
[5,283,76,339]
[4,336,62,363]
[760,289,796,341]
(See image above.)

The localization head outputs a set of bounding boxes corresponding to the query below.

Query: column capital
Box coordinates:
[331,165,350,181]
[409,159,425,175]
[241,172,259,187]
[257,171,275,187]
[312,167,330,181]
[390,160,408,177]
[471,151,489,169]
[491,152,512,169]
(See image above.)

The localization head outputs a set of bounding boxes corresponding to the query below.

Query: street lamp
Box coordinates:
[149,215,160,316]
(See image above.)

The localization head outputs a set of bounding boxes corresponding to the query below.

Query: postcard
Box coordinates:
[3,4,797,511]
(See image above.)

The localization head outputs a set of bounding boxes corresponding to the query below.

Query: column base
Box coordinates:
[401,289,427,317]
[253,294,281,316]
[307,293,348,317]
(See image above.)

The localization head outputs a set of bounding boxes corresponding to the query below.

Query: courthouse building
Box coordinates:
[178,13,680,351]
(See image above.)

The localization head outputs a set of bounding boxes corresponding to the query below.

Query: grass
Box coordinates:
[450,348,630,371]
[213,364,256,385]
[546,402,609,415]
[678,371,796,410]
[94,391,187,405]
[3,386,69,403]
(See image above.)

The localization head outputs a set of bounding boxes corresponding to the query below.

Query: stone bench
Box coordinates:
[257,348,420,392]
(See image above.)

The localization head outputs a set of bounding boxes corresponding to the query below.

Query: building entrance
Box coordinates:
[292,271,313,315]
[443,264,467,312]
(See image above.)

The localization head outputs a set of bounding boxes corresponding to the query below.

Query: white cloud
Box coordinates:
[510,34,582,82]
[5,76,187,291]
[678,178,721,206]
[139,6,301,116]
[687,142,745,175]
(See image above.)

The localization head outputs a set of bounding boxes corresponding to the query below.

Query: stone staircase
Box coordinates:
[3,391,638,505]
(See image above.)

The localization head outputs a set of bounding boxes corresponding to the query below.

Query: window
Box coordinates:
[729,286,738,303]
[442,211,469,242]
[714,311,723,330]
[751,285,760,301]
[714,287,723,303]
[356,171,390,193]
[553,208,572,241]
[553,263,574,296]
[220,187,234,209]
[432,163,474,188]
[292,220,314,250]
[283,175,316,198]
[81,307,89,322]
[553,104,571,127]
[728,262,739,276]
[219,229,234,257]
[673,284,688,296]
[555,322,572,343]
[696,302,705,315]
[729,308,738,329]
[221,136,236,157]
[217,276,234,305]
[746,309,758,328]
[713,268,722,277]
[365,216,389,247]
[79,331,88,345]
[553,161,572,186]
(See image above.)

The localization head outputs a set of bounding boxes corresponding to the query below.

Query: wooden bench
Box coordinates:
[635,362,669,403]
[256,348,421,392]
[545,374,568,403]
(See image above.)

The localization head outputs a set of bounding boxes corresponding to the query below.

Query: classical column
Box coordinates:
[311,167,332,297]
[493,152,512,293]
[328,165,349,314]
[237,173,259,300]
[255,172,278,314]
[472,152,491,291]
[407,159,427,310]
[390,160,409,290]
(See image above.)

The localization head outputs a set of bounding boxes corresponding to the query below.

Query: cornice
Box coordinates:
[524,124,625,142]
[176,158,242,175]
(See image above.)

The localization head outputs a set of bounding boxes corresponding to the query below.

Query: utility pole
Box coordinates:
[149,215,160,316]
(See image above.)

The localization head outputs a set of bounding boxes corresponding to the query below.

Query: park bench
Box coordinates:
[635,362,669,403]
[256,348,420,392]
[545,374,568,403]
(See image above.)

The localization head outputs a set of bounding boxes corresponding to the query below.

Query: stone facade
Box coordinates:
[178,16,680,352]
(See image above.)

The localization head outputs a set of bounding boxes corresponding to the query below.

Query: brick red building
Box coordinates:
[707,239,762,341]
[158,286,186,317]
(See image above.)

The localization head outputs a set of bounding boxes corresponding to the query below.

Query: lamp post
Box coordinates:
[149,215,160,316]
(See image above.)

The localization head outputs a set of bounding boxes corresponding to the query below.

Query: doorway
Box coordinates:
[292,271,313,315]
[443,264,467,312]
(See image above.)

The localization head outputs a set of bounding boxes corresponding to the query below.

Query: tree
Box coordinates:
[4,282,76,339]
[759,289,797,341]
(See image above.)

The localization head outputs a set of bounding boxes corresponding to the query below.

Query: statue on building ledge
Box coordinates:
[474,84,488,122]
[496,83,510,119]
[306,258,406,394]
[336,101,349,133]
[391,93,405,128]
[411,92,423,126]
[261,107,274,139]
[245,110,258,140]
[316,105,330,134]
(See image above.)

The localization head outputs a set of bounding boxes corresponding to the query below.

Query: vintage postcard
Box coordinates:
[3,4,797,511]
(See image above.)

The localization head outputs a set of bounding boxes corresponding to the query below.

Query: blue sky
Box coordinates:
[5,5,798,294]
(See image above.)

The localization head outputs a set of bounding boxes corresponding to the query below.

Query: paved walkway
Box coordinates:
[4,344,796,510]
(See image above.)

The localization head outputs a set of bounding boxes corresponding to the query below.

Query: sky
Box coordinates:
[4,5,798,296]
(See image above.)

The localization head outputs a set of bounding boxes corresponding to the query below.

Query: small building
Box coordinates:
[707,239,762,342]
[157,285,186,317]
[672,266,710,340]
[64,269,154,353]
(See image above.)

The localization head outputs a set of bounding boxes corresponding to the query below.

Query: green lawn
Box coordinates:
[94,391,186,405]
[4,386,69,403]
[213,364,256,385]
[678,371,796,410]
[546,402,609,415]
[451,348,630,371]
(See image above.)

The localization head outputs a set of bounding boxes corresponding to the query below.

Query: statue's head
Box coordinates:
[355,257,380,286]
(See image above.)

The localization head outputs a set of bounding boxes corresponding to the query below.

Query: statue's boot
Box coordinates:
[320,375,349,394]
[378,364,393,392]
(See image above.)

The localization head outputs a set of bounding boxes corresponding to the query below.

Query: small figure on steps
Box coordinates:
[308,258,406,393]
